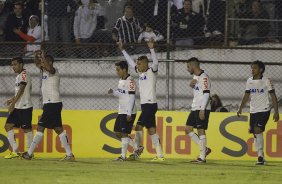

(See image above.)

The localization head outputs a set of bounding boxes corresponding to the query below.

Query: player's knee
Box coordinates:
[254,127,263,134]
[54,127,63,135]
[135,124,143,131]
[185,126,193,134]
[197,129,205,136]
[4,124,13,132]
[37,125,45,133]
[115,132,122,139]
[147,127,156,135]
[23,129,32,133]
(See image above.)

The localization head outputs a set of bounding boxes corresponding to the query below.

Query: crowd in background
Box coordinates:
[0,0,282,57]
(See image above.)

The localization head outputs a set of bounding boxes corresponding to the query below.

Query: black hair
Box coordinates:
[252,60,265,74]
[45,55,54,64]
[123,2,134,13]
[115,60,128,71]
[137,56,149,62]
[187,57,199,63]
[11,57,24,65]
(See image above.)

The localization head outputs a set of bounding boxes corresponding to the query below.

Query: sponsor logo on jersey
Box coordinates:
[250,88,264,93]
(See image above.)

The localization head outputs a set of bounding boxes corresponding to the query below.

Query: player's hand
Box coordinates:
[108,88,113,94]
[13,28,20,34]
[199,110,205,120]
[4,98,14,106]
[147,39,154,49]
[126,115,132,122]
[237,108,242,117]
[189,79,197,88]
[273,113,279,122]
[116,41,123,50]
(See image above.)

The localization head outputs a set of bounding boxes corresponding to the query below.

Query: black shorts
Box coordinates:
[114,114,136,134]
[137,103,158,129]
[186,110,210,130]
[249,111,270,133]
[6,107,33,129]
[39,102,63,129]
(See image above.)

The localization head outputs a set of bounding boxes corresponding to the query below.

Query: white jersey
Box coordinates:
[115,75,137,115]
[41,68,61,104]
[137,68,157,104]
[191,71,211,111]
[245,76,274,113]
[15,69,33,109]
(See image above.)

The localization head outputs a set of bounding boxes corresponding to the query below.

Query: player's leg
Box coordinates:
[113,115,127,161]
[4,110,20,158]
[185,111,200,145]
[22,107,33,152]
[24,129,33,151]
[197,129,207,162]
[54,127,74,161]
[253,111,270,165]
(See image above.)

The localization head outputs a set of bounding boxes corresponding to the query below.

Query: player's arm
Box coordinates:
[34,50,42,69]
[126,79,136,122]
[147,40,158,72]
[41,52,56,74]
[237,92,250,117]
[8,83,26,113]
[267,78,279,121]
[107,88,120,97]
[199,76,210,120]
[117,41,137,69]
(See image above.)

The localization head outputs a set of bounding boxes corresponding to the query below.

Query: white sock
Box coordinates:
[25,131,33,151]
[128,137,138,151]
[7,130,18,152]
[151,133,164,158]
[134,131,143,147]
[199,135,207,160]
[254,137,258,151]
[28,131,44,156]
[59,132,72,156]
[188,131,200,146]
[121,137,129,158]
[255,133,264,157]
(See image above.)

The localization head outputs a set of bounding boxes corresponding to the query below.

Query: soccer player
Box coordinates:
[22,51,74,161]
[237,60,279,165]
[4,57,33,159]
[185,57,212,163]
[108,60,138,161]
[117,40,165,161]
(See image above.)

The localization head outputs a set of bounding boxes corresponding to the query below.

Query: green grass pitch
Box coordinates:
[0,158,281,184]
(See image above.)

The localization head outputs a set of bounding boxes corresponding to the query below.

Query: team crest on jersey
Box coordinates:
[193,86,199,90]
[117,89,126,94]
[139,75,147,80]
[250,88,264,93]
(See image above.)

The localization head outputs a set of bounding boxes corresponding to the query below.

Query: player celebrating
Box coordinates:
[22,51,74,161]
[185,57,212,163]
[117,40,165,161]
[237,60,279,165]
[108,61,138,161]
[4,57,33,159]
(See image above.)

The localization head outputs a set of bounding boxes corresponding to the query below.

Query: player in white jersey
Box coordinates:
[108,60,139,161]
[117,40,165,161]
[22,51,74,161]
[4,57,33,159]
[237,60,279,165]
[185,57,212,163]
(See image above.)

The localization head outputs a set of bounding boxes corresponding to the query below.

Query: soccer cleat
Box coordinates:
[22,152,32,160]
[205,147,212,157]
[61,154,75,161]
[151,156,165,162]
[256,156,265,165]
[4,152,21,159]
[190,157,206,163]
[128,146,144,161]
[113,156,126,161]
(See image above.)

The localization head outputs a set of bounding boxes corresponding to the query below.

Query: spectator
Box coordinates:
[211,94,228,112]
[112,3,142,45]
[4,2,29,41]
[238,0,270,45]
[0,0,9,42]
[172,0,204,47]
[104,0,127,30]
[202,0,225,38]
[138,23,164,43]
[191,0,204,14]
[14,15,42,57]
